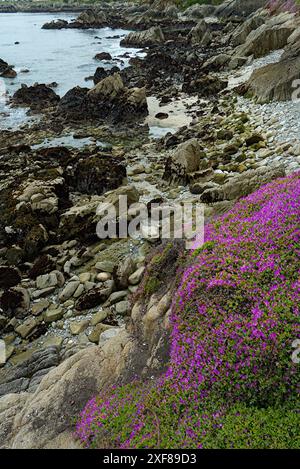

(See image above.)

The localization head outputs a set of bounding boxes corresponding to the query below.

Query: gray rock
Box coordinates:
[128,267,145,285]
[115,300,130,316]
[58,281,80,302]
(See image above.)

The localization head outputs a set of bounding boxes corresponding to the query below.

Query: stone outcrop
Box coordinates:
[200,163,286,203]
[120,26,165,47]
[58,73,148,123]
[233,12,298,58]
[0,336,130,448]
[42,19,68,30]
[42,9,107,30]
[0,248,179,448]
[0,58,17,78]
[246,36,300,101]
[12,84,60,111]
[188,19,211,45]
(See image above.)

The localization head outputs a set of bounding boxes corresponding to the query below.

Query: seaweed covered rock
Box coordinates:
[0,58,17,78]
[42,19,68,30]
[58,74,148,123]
[57,86,89,116]
[87,73,148,122]
[12,84,60,111]
[93,66,120,85]
[72,9,107,28]
[42,9,107,30]
[182,73,228,96]
[0,266,21,289]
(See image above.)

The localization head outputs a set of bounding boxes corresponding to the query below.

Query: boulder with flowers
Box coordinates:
[76,172,300,449]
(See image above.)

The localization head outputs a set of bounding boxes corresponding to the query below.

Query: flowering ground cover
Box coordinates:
[76,172,300,448]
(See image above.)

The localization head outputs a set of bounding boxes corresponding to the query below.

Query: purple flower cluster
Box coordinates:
[76,172,300,448]
[267,0,298,13]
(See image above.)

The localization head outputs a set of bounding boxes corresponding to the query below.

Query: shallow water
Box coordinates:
[31,134,111,150]
[0,12,142,129]
[146,95,198,139]
[0,13,190,139]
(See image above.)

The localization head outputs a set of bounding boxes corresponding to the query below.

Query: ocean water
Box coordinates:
[0,12,143,128]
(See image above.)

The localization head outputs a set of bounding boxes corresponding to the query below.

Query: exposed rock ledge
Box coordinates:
[0,242,179,448]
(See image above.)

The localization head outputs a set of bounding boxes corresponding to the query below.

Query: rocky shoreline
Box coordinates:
[1,0,300,448]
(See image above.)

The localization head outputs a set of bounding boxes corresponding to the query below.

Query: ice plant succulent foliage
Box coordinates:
[76,173,300,448]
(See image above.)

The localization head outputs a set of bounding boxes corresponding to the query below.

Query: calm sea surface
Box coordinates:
[0,12,142,128]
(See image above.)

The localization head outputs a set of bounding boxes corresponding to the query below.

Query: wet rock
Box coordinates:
[5,246,24,266]
[94,51,112,61]
[87,73,148,123]
[0,288,29,319]
[12,84,60,111]
[0,58,16,78]
[28,255,56,280]
[59,73,148,123]
[245,133,264,146]
[1,66,17,78]
[66,153,126,196]
[93,65,120,85]
[183,73,228,96]
[0,58,9,74]
[57,86,89,116]
[73,9,107,28]
[155,112,169,119]
[42,19,68,30]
